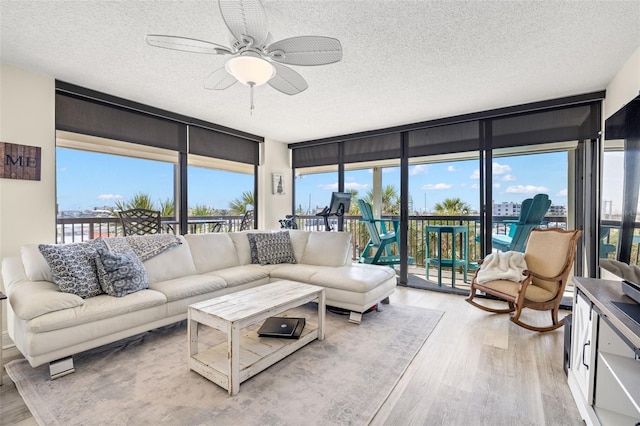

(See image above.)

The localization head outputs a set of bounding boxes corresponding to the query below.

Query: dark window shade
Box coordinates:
[605,95,640,140]
[56,93,185,152]
[189,126,259,165]
[492,104,599,148]
[343,133,401,164]
[292,143,340,168]
[409,121,480,157]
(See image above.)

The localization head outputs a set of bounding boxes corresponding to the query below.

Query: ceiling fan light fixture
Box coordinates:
[225,55,275,86]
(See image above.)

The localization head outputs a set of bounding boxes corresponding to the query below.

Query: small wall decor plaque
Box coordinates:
[272,173,285,195]
[1,142,41,181]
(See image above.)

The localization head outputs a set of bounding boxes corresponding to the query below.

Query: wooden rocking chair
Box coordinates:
[466,228,581,332]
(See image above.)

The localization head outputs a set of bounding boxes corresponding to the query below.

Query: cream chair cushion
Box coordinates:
[480,279,555,303]
[525,230,576,294]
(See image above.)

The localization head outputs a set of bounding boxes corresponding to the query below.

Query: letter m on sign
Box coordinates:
[0,142,41,181]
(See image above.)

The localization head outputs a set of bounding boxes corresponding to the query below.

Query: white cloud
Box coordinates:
[447,165,455,172]
[557,189,568,197]
[318,182,369,191]
[505,185,549,194]
[494,183,501,188]
[421,183,453,190]
[318,183,338,190]
[471,162,511,180]
[493,162,511,175]
[471,183,479,189]
[98,194,123,201]
[410,164,429,176]
[501,174,516,181]
[345,182,369,190]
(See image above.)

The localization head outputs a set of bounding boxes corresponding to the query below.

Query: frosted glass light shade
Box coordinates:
[225,55,275,86]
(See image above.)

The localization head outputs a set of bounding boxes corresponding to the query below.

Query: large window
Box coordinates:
[294,167,339,216]
[600,144,640,265]
[57,147,175,215]
[187,160,254,232]
[491,148,570,224]
[54,82,262,240]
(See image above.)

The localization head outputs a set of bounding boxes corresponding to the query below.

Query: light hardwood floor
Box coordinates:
[0,287,581,425]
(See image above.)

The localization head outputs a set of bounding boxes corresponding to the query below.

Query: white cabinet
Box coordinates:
[594,319,640,424]
[570,291,596,401]
[569,278,640,426]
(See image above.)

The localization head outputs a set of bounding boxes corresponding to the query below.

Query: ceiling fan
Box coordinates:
[146,0,343,111]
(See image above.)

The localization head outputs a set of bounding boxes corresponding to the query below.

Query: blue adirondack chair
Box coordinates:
[358,200,414,265]
[492,194,551,252]
[599,226,616,258]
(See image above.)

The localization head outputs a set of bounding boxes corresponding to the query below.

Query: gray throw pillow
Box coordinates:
[38,241,103,298]
[247,233,261,264]
[249,232,296,265]
[95,246,149,297]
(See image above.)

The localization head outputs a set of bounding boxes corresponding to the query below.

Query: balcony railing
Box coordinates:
[293,214,567,267]
[59,214,640,267]
[56,216,247,243]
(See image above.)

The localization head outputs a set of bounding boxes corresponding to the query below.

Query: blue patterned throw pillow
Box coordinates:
[95,246,149,297]
[249,232,296,265]
[38,241,103,298]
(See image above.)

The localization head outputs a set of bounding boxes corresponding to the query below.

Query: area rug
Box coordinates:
[6,303,442,426]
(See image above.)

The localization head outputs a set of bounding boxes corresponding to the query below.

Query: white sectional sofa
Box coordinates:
[1,230,396,376]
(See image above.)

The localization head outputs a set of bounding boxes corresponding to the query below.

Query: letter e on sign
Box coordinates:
[0,142,41,181]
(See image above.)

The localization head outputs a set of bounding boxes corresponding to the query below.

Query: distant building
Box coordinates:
[548,204,566,216]
[492,200,566,217]
[492,201,522,216]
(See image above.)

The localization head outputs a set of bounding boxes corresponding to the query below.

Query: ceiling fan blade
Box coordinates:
[268,63,308,95]
[267,36,343,66]
[204,67,238,90]
[219,0,269,47]
[146,35,232,55]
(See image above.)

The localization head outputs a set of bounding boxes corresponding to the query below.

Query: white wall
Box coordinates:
[0,64,56,349]
[258,139,292,230]
[604,46,640,119]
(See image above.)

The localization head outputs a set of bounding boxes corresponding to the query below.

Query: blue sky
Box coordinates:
[296,152,570,213]
[57,148,625,214]
[56,148,252,211]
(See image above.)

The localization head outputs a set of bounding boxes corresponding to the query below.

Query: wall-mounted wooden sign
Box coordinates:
[1,142,41,181]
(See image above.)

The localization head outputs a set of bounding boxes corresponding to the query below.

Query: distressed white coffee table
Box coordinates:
[188,280,325,395]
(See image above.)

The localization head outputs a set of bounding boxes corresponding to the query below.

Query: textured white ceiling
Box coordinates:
[1,1,639,144]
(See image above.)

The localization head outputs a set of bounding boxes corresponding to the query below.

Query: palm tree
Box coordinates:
[229,191,254,215]
[113,192,156,213]
[189,204,215,217]
[430,197,473,264]
[158,198,174,217]
[363,185,400,215]
[346,189,360,215]
[433,198,471,216]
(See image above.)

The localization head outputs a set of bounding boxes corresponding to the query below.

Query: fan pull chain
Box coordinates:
[249,82,255,115]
